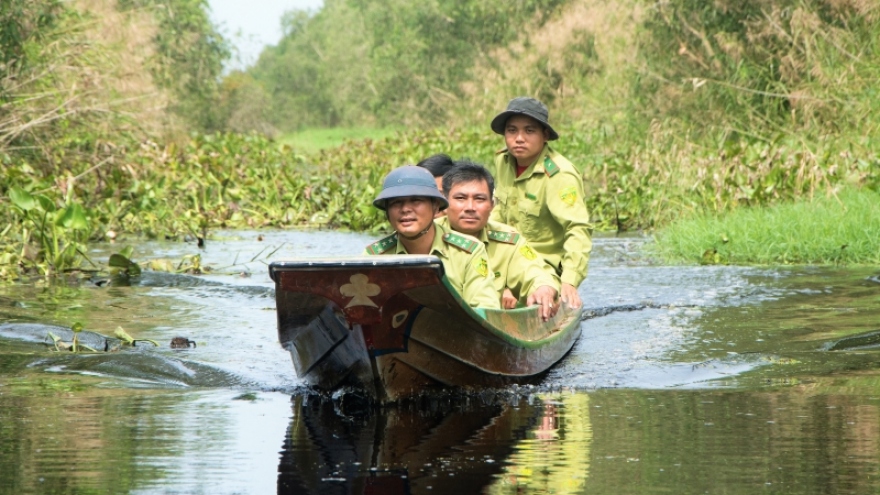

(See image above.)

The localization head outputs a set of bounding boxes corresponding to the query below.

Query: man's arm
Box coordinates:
[506,237,559,306]
[545,172,592,288]
[545,171,591,309]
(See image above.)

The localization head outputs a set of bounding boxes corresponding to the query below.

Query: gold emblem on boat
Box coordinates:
[340,273,381,308]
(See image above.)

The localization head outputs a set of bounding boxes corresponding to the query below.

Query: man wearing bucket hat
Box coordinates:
[364,166,500,309]
[489,97,592,309]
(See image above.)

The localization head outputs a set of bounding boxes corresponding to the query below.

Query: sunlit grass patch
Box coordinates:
[279,127,403,154]
[651,188,880,265]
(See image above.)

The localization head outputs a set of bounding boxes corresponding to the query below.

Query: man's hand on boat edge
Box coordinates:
[560,283,582,310]
[527,285,559,321]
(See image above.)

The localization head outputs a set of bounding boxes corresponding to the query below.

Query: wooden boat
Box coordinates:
[269,255,582,403]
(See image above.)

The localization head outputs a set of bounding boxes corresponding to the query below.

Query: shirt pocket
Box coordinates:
[493,190,509,222]
[518,197,545,240]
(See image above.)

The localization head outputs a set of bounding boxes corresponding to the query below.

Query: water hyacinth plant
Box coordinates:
[7,186,93,276]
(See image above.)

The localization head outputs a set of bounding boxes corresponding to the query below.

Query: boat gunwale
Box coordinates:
[269,255,581,350]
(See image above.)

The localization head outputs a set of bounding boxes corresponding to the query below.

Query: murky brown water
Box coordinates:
[1,231,878,494]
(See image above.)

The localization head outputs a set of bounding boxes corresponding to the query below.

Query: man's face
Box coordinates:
[504,115,549,166]
[386,196,438,238]
[446,179,493,237]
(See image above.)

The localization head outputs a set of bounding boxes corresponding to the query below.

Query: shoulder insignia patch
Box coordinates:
[487,230,521,245]
[365,233,397,255]
[443,232,478,253]
[543,156,560,177]
[519,244,538,260]
[559,186,578,206]
[474,257,489,277]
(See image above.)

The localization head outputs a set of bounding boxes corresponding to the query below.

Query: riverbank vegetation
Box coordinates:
[1,0,879,279]
[278,127,402,155]
[652,188,880,265]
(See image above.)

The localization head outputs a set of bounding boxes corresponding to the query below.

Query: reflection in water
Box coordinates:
[278,396,520,494]
[277,394,592,495]
[585,389,880,494]
[487,394,591,494]
[5,387,880,494]
[0,389,292,495]
[277,388,880,494]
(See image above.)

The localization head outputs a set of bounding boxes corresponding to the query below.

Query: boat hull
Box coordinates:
[270,255,581,402]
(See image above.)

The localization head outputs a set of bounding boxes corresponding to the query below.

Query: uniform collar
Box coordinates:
[395,222,449,258]
[435,217,490,247]
[508,144,552,180]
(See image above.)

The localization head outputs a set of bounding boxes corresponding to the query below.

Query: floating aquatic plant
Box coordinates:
[114,327,159,348]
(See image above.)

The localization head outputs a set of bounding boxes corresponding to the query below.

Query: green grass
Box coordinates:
[651,188,880,265]
[278,127,403,154]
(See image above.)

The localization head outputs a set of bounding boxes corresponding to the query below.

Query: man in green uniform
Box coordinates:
[489,97,592,309]
[439,160,560,321]
[364,166,500,309]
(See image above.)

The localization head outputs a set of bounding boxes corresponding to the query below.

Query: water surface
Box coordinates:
[1,231,878,494]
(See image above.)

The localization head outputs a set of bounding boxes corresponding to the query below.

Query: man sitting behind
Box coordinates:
[489,97,592,309]
[364,166,500,310]
[417,153,456,218]
[439,161,559,321]
[416,153,456,194]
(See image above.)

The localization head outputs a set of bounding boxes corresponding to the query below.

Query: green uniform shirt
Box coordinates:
[363,221,500,309]
[490,144,592,287]
[437,217,558,305]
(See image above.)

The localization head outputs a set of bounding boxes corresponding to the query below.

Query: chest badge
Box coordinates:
[559,186,578,206]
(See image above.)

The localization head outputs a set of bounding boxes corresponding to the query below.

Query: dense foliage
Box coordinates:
[224,0,880,144]
[223,0,569,131]
[636,0,880,140]
[1,0,92,163]
[0,0,227,167]
[0,0,224,278]
[0,0,63,70]
[117,0,230,131]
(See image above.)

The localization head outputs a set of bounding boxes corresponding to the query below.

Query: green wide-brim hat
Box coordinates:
[490,96,559,141]
[373,165,449,211]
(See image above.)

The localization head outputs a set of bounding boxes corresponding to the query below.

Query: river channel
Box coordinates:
[1,230,878,494]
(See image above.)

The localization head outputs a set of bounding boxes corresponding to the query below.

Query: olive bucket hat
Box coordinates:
[373,166,449,211]
[490,96,559,141]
